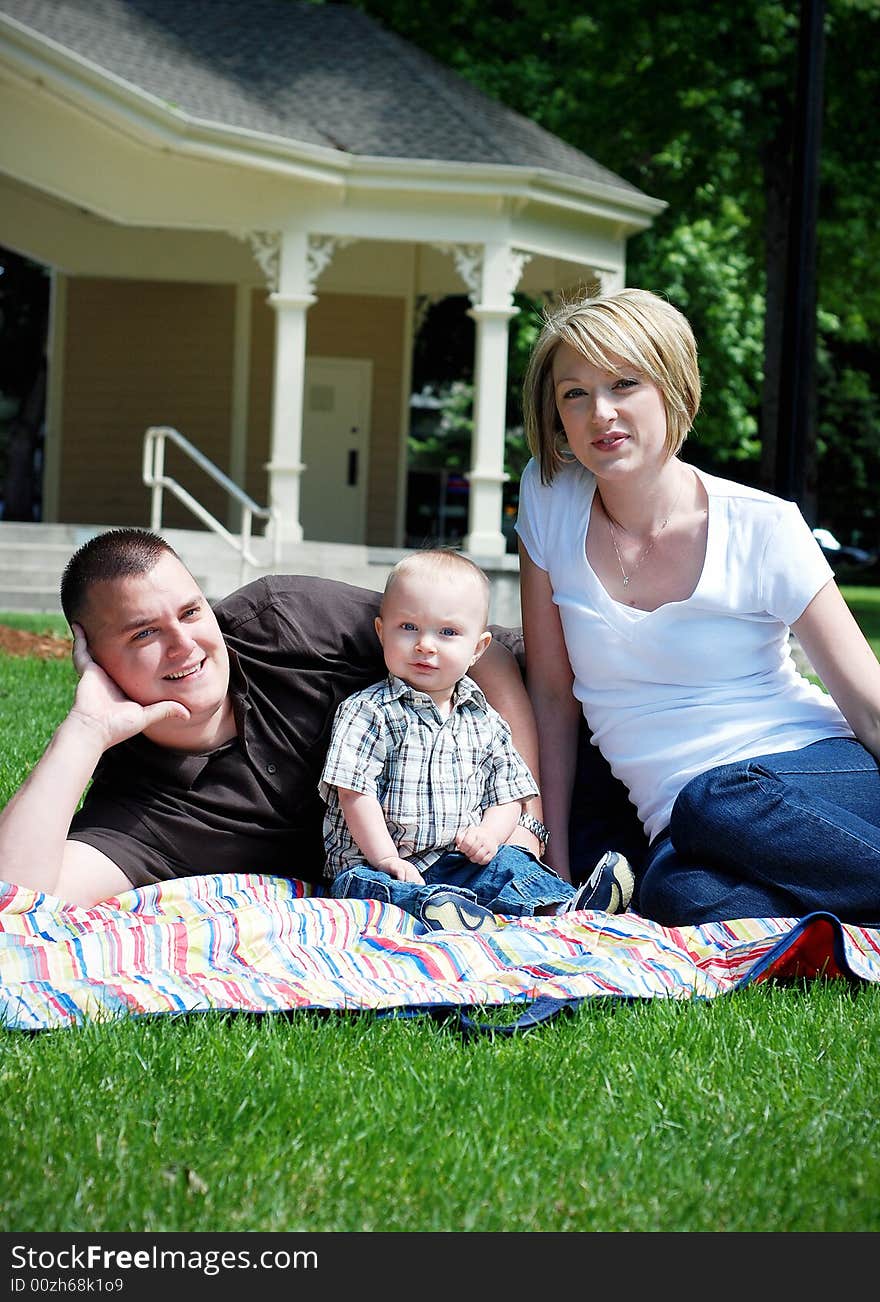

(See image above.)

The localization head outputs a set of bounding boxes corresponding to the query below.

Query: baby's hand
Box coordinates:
[454,826,498,866]
[379,856,424,884]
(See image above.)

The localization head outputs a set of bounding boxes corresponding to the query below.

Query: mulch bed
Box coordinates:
[0,624,72,660]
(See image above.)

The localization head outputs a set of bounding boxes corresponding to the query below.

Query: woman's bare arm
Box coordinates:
[518,543,582,881]
[793,580,880,759]
[470,630,545,852]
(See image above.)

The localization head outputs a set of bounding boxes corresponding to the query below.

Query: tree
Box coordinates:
[346,0,880,541]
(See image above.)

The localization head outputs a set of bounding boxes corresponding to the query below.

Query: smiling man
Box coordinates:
[0,530,543,907]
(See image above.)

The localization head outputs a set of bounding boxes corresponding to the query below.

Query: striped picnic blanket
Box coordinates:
[1,872,878,1031]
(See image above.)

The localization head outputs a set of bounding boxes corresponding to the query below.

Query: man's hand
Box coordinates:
[68,623,189,750]
[454,825,499,866]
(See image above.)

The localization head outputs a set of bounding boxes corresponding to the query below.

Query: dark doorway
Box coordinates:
[0,247,50,521]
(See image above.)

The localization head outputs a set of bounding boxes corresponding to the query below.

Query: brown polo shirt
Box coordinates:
[68,574,387,887]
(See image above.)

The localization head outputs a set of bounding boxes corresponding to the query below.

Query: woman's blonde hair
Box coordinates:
[522,287,701,483]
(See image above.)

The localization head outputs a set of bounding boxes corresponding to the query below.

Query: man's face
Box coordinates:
[81,552,231,738]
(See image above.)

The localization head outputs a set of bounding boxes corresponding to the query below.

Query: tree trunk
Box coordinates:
[765,0,825,524]
[759,131,790,495]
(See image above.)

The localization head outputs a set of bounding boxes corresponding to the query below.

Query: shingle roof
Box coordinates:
[0,0,647,197]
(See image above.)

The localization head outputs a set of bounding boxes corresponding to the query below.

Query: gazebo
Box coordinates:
[0,0,664,564]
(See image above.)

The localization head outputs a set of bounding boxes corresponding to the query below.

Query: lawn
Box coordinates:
[838,586,880,650]
[0,598,878,1240]
[1,985,878,1235]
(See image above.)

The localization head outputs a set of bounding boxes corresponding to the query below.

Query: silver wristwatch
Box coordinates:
[518,812,550,848]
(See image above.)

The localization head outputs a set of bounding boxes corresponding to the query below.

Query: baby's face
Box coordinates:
[375,571,490,704]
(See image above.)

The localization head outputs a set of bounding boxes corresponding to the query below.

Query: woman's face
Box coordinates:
[551,343,669,480]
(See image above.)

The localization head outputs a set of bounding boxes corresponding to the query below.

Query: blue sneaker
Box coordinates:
[567,852,634,915]
[421,890,497,934]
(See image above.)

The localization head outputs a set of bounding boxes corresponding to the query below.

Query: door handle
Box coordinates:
[347,450,358,486]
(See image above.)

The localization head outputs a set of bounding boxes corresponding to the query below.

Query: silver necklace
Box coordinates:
[602,479,684,589]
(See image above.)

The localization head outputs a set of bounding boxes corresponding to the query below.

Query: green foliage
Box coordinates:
[633,205,765,469]
[408,291,542,485]
[353,0,880,541]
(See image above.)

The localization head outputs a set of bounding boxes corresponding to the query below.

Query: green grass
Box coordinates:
[0,601,879,1235]
[0,612,70,636]
[840,586,880,650]
[1,988,878,1234]
[0,637,76,797]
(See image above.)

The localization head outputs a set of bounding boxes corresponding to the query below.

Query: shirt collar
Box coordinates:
[385,672,485,712]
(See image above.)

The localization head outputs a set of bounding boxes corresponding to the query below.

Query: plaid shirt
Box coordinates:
[319,673,537,877]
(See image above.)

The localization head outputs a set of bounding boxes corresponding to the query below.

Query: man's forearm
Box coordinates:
[0,713,104,893]
[471,641,542,813]
[530,691,580,881]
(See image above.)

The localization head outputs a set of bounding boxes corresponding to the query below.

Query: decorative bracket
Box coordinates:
[432,242,532,305]
[306,235,355,291]
[244,230,281,291]
[432,242,482,303]
[238,231,356,293]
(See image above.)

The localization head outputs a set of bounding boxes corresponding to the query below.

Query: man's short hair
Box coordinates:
[60,528,183,625]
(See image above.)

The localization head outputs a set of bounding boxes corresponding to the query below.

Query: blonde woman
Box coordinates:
[516,287,880,926]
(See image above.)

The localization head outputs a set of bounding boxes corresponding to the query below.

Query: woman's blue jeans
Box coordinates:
[330,845,572,924]
[636,737,880,926]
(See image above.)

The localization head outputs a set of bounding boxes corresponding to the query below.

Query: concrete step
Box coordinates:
[0,522,107,545]
[0,524,523,625]
[0,587,62,613]
[0,526,399,615]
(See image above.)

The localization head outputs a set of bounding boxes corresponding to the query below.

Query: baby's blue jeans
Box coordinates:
[330,845,572,924]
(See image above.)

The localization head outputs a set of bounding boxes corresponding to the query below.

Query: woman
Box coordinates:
[516,287,880,926]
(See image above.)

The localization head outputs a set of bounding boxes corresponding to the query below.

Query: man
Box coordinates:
[0,529,546,907]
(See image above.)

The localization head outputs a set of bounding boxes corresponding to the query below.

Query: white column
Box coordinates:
[247,230,357,544]
[461,242,531,557]
[598,266,625,293]
[466,301,518,555]
[265,231,315,544]
[267,293,314,543]
[227,282,252,532]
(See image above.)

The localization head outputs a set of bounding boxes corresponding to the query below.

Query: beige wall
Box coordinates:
[244,288,273,510]
[308,294,405,546]
[58,279,406,545]
[248,290,406,547]
[59,278,236,527]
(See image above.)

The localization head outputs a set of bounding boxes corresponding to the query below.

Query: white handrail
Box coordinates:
[142,425,281,586]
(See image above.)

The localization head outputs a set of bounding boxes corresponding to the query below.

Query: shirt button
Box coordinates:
[267,763,277,774]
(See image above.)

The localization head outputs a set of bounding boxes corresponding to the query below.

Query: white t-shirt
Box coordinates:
[515,457,853,842]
